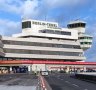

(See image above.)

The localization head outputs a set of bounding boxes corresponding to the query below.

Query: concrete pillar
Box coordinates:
[35,65,37,74]
[66,66,70,73]
[28,65,31,74]
[83,66,86,72]
[10,66,13,73]
[73,66,76,72]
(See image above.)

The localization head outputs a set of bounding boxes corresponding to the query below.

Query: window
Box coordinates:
[22,21,31,29]
[75,24,78,27]
[89,42,92,44]
[39,30,71,36]
[4,49,83,56]
[85,42,88,44]
[81,23,86,27]
[32,21,35,24]
[89,37,92,39]
[80,42,83,44]
[67,23,86,28]
[34,22,37,25]
[80,37,84,39]
[78,23,81,27]
[80,37,92,40]
[3,40,81,49]
[39,22,42,25]
[42,23,46,25]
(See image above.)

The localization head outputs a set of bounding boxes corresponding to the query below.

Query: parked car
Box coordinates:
[41,71,49,76]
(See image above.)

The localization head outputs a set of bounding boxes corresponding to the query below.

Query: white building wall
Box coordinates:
[69,27,85,34]
[13,30,78,40]
[4,45,83,53]
[32,64,46,71]
[22,19,58,33]
[0,36,5,56]
[5,53,86,60]
[3,36,80,45]
[2,36,85,61]
[2,19,87,62]
[13,19,78,40]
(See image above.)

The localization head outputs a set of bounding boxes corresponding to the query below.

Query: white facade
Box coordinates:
[67,20,93,51]
[0,36,5,57]
[13,19,78,40]
[22,19,58,33]
[0,19,93,72]
[2,36,85,61]
[68,20,86,34]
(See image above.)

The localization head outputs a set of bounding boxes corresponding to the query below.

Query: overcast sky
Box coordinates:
[0,0,96,62]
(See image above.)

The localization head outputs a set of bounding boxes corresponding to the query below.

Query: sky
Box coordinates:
[0,0,96,62]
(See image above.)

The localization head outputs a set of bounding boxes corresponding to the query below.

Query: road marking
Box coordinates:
[72,84,79,87]
[61,79,63,80]
[65,81,70,84]
[84,89,88,90]
[57,77,60,79]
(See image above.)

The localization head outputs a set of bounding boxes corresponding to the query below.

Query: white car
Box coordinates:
[41,71,49,76]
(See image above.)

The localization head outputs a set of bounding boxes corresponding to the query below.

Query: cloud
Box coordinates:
[0,0,95,37]
[85,24,96,62]
[0,19,21,36]
[85,40,96,62]
[0,0,22,14]
[0,0,90,19]
[0,0,95,38]
[21,0,39,19]
[44,0,86,8]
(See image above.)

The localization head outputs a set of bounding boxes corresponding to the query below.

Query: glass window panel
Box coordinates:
[3,40,81,49]
[5,49,82,56]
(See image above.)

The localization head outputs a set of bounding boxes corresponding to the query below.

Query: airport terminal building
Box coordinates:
[0,19,93,73]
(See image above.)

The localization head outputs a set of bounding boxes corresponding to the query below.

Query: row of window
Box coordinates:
[22,21,31,29]
[0,57,34,60]
[3,40,81,49]
[39,29,71,36]
[4,49,83,56]
[79,37,92,39]
[67,23,86,28]
[80,42,92,45]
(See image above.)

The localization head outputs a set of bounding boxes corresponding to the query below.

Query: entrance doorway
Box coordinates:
[12,66,28,73]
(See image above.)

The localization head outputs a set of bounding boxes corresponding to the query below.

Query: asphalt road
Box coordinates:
[45,73,96,90]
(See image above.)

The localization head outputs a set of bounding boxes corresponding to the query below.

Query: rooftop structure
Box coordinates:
[67,20,93,50]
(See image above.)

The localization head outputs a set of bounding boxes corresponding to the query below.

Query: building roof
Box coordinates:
[68,20,86,25]
[79,34,93,37]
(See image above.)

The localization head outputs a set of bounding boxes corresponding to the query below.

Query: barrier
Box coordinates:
[75,73,96,83]
[38,74,52,90]
[0,60,96,65]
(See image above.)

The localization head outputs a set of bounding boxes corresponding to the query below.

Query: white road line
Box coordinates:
[84,89,88,90]
[65,81,79,88]
[61,79,63,80]
[72,84,79,87]
[57,77,61,79]
[65,81,70,84]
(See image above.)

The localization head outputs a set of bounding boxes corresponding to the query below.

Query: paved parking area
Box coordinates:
[0,85,36,90]
[0,74,38,90]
